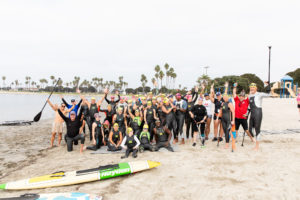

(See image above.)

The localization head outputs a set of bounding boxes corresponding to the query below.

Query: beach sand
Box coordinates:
[0,98,299,199]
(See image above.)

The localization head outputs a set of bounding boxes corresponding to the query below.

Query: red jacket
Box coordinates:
[234,96,249,119]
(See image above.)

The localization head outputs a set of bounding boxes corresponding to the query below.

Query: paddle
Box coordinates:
[33,78,60,122]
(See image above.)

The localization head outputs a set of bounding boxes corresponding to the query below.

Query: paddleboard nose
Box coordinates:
[147,161,161,169]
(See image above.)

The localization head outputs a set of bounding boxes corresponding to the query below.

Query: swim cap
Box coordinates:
[163,98,169,104]
[175,93,181,97]
[91,97,96,100]
[186,95,192,99]
[120,96,125,100]
[198,97,203,101]
[135,109,140,113]
[148,92,153,95]
[249,83,257,88]
[70,111,76,115]
[104,120,110,126]
[113,123,119,127]
[143,124,149,129]
[141,97,146,100]
[127,127,133,134]
[152,97,157,100]
[118,107,123,112]
[216,92,221,96]
[155,119,161,124]
[127,99,132,103]
[94,113,100,118]
[147,101,152,105]
[111,96,115,99]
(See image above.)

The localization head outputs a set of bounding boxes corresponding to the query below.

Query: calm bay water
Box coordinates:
[0,93,92,122]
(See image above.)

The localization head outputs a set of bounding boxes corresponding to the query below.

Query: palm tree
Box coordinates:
[159,71,164,89]
[72,76,80,88]
[140,74,148,93]
[14,80,19,89]
[25,76,31,89]
[164,63,169,88]
[50,76,55,86]
[2,76,6,88]
[154,65,160,85]
[151,78,156,89]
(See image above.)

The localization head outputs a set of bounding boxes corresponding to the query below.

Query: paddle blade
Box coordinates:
[33,112,42,122]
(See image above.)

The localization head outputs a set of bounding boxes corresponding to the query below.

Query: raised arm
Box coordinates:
[92,122,97,145]
[61,95,71,108]
[229,103,235,124]
[47,99,57,111]
[233,83,237,98]
[104,94,111,104]
[210,83,215,102]
[58,109,68,122]
[97,96,105,107]
[66,104,75,113]
[224,81,229,95]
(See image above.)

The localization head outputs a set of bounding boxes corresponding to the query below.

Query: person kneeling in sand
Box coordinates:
[87,113,105,151]
[121,127,140,159]
[47,99,75,148]
[153,120,174,152]
[139,124,154,152]
[58,110,85,153]
[107,123,123,151]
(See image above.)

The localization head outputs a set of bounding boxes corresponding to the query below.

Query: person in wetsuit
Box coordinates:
[87,113,105,151]
[113,107,127,136]
[247,82,275,150]
[174,93,187,144]
[99,104,115,127]
[139,124,154,152]
[58,110,85,153]
[116,96,128,114]
[120,127,140,159]
[156,100,166,125]
[162,97,177,143]
[83,96,103,140]
[128,108,143,138]
[80,101,90,135]
[189,98,207,147]
[104,89,120,111]
[144,101,158,142]
[102,120,110,144]
[124,100,134,128]
[107,123,123,151]
[210,82,228,142]
[218,94,235,149]
[184,87,198,142]
[153,120,174,152]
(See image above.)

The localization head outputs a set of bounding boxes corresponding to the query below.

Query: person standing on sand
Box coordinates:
[58,110,85,153]
[104,89,120,111]
[46,99,75,148]
[247,82,276,150]
[199,84,213,140]
[217,94,235,149]
[233,83,255,143]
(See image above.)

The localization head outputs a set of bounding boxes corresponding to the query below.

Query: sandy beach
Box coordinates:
[0,98,300,200]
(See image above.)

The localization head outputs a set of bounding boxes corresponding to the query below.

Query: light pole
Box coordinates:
[268,46,271,91]
[204,66,209,75]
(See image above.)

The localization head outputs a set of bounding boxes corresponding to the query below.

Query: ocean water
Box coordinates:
[0,93,93,122]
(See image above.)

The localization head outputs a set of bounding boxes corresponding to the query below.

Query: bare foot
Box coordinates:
[224,143,229,149]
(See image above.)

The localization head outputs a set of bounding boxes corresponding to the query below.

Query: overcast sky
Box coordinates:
[0,0,299,89]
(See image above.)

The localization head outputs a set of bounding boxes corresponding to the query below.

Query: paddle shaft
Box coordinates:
[39,79,60,112]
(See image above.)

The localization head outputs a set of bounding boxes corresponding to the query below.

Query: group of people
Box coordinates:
[47,81,276,157]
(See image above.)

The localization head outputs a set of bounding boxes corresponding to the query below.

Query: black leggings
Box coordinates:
[221,119,231,143]
[185,116,193,139]
[175,114,185,138]
[146,120,155,141]
[249,109,262,141]
[166,116,177,139]
[124,148,138,158]
[192,122,205,137]
[107,142,122,151]
[154,142,174,152]
[140,143,154,151]
[65,134,85,152]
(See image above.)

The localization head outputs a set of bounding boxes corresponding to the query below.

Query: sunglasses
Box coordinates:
[61,105,66,108]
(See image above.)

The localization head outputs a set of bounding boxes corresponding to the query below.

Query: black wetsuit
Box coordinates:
[248,92,270,141]
[105,94,120,111]
[115,113,126,136]
[80,104,90,134]
[221,102,232,143]
[157,105,166,125]
[139,131,153,151]
[174,100,187,139]
[88,103,98,140]
[87,120,104,151]
[124,135,138,158]
[58,109,84,152]
[131,116,142,138]
[99,108,115,126]
[107,130,122,151]
[164,105,177,137]
[191,104,207,137]
[154,126,174,152]
[184,92,198,139]
[213,98,224,120]
[145,107,156,141]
